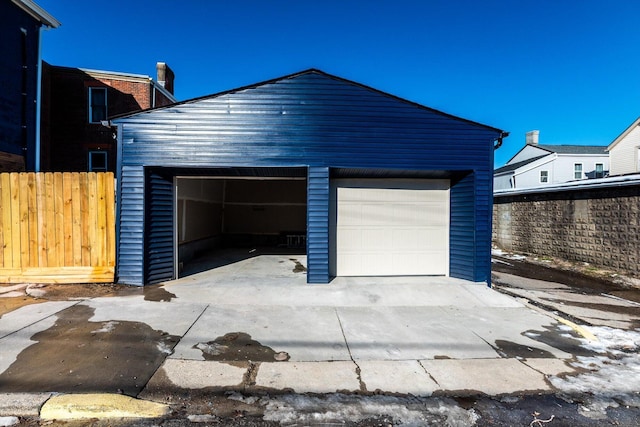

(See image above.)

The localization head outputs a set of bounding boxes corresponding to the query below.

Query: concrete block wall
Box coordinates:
[493,184,640,276]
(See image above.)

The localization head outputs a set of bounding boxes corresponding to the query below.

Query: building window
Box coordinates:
[574,163,583,179]
[595,163,604,178]
[88,151,107,172]
[88,87,107,123]
[540,170,548,183]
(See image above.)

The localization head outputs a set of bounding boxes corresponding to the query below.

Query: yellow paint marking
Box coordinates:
[40,393,170,420]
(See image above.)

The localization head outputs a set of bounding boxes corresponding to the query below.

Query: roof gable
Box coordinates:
[505,144,553,164]
[495,154,550,174]
[114,69,503,134]
[607,117,640,151]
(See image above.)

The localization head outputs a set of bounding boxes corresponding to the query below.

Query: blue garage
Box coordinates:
[113,69,506,286]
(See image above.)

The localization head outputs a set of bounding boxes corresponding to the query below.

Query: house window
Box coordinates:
[574,163,583,179]
[88,151,107,172]
[88,87,107,123]
[595,163,604,178]
[540,170,548,183]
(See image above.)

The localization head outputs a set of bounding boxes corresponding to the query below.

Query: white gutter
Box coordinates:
[34,26,43,171]
[494,173,640,197]
[12,0,60,28]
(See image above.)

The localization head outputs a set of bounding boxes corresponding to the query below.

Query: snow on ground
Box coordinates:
[491,248,526,260]
[259,394,477,427]
[549,326,640,419]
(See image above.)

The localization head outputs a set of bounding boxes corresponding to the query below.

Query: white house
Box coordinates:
[607,117,640,176]
[494,130,609,191]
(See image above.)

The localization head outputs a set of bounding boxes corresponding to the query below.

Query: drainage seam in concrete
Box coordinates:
[138,303,211,395]
[334,308,366,392]
[0,300,84,341]
[471,331,505,358]
[417,360,440,387]
[244,362,259,389]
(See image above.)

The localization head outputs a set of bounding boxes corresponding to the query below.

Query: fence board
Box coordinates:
[71,173,82,266]
[104,174,115,267]
[62,173,73,266]
[80,174,89,265]
[45,173,56,267]
[9,174,20,270]
[0,175,4,267]
[54,173,64,266]
[18,174,29,268]
[88,173,98,267]
[36,173,46,267]
[0,172,115,283]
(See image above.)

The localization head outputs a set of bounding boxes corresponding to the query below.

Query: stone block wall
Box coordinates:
[493,184,640,276]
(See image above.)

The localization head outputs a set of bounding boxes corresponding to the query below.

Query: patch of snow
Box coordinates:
[157,341,173,355]
[491,258,513,266]
[226,392,259,404]
[91,321,119,334]
[187,414,218,423]
[549,326,640,418]
[0,417,19,427]
[491,248,527,261]
[195,342,228,356]
[262,394,476,427]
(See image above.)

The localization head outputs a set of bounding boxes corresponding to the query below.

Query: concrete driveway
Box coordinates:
[1,251,580,401]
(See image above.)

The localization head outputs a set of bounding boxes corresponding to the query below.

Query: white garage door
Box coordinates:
[331,179,449,276]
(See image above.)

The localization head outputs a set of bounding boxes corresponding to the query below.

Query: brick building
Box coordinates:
[40,62,176,172]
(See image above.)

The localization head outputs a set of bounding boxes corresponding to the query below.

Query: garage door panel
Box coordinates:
[364,203,395,226]
[337,203,361,226]
[361,228,392,250]
[333,179,449,277]
[391,228,446,251]
[392,252,448,275]
[337,229,362,251]
[359,253,393,276]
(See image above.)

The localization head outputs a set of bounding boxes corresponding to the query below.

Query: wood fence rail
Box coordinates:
[0,172,115,283]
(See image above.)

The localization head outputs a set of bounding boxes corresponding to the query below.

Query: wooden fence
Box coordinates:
[0,172,115,283]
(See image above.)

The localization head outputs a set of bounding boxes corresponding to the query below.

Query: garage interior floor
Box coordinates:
[180,247,307,279]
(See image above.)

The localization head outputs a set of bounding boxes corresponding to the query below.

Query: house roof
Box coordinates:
[11,0,60,28]
[536,144,608,155]
[607,117,640,151]
[494,154,550,174]
[112,68,506,135]
[45,62,177,103]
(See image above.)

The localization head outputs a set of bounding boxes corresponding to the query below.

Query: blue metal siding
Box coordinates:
[115,70,502,285]
[474,169,494,283]
[307,167,330,283]
[116,166,145,285]
[145,171,175,284]
[450,172,475,280]
[0,1,41,168]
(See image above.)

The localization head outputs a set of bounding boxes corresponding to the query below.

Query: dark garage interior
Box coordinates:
[176,176,307,276]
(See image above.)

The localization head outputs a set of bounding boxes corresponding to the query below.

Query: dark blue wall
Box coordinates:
[0,1,42,169]
[115,70,502,285]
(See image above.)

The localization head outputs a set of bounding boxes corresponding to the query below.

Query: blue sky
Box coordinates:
[36,0,640,166]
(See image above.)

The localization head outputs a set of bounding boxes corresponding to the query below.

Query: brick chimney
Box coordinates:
[156,62,174,95]
[526,130,539,145]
